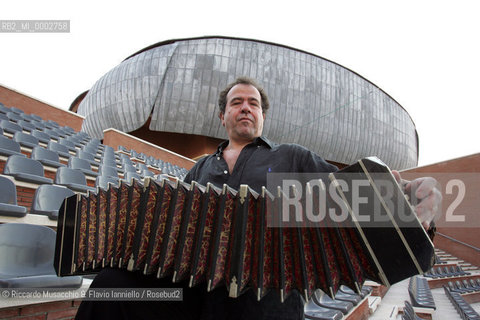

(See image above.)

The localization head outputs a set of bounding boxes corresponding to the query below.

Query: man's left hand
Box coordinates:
[392,170,442,229]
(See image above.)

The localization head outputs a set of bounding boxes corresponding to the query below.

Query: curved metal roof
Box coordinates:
[77,36,418,169]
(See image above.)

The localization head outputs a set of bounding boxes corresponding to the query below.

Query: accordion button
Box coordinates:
[217,157,220,160]
[224,170,228,174]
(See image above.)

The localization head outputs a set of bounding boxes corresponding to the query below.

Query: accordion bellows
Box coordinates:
[54,157,435,302]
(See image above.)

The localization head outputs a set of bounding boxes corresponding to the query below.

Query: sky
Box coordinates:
[1,0,479,167]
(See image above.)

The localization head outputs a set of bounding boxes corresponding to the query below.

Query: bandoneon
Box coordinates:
[54,157,435,302]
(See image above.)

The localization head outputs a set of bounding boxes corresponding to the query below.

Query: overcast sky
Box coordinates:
[1,0,479,167]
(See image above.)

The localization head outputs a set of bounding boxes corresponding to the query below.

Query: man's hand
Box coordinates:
[392,170,442,229]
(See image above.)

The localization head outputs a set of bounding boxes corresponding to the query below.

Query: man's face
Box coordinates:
[220,83,266,143]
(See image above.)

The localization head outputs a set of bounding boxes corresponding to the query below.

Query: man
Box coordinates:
[182,76,440,319]
[76,77,440,320]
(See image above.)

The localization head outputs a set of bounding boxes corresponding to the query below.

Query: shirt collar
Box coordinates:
[216,136,273,155]
[256,136,274,148]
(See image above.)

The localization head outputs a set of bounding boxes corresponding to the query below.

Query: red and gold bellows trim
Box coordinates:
[55,158,435,303]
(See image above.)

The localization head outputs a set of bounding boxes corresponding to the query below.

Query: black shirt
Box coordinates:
[184,137,338,320]
[184,137,338,194]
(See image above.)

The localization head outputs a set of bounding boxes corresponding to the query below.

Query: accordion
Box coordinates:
[54,157,435,302]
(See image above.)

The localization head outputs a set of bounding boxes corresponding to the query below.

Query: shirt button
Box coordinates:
[223,170,228,174]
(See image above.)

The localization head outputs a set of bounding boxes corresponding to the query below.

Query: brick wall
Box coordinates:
[16,185,35,210]
[434,232,480,267]
[0,300,80,320]
[404,153,480,266]
[346,299,370,320]
[127,118,222,160]
[103,128,196,170]
[0,85,84,131]
[13,181,96,211]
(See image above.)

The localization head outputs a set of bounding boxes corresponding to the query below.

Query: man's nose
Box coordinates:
[240,101,251,113]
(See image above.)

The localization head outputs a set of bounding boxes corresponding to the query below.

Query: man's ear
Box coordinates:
[262,112,266,121]
[219,112,225,126]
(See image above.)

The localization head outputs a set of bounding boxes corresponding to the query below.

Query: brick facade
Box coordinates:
[0,300,80,320]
